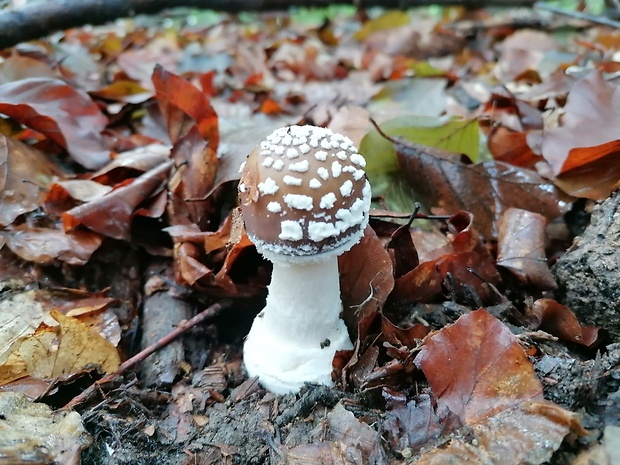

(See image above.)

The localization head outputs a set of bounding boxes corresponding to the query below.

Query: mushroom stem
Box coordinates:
[243,257,353,394]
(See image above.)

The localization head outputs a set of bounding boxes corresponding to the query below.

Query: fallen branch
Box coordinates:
[535,2,620,28]
[1,0,536,50]
[62,299,231,411]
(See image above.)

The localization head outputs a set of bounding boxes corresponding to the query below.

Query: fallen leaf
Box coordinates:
[0,226,102,265]
[63,160,174,240]
[383,129,571,238]
[0,78,109,169]
[339,226,394,327]
[152,65,219,146]
[383,392,461,451]
[413,400,584,465]
[415,309,543,424]
[497,208,557,290]
[0,392,91,465]
[526,298,602,347]
[0,136,58,226]
[542,71,620,176]
[554,140,620,200]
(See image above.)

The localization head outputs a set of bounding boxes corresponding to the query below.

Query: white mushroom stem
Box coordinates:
[243,256,353,394]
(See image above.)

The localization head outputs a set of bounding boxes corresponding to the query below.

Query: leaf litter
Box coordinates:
[0,4,618,465]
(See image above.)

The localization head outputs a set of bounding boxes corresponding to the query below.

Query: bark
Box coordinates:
[0,0,536,50]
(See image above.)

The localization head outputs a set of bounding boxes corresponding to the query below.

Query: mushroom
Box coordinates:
[238,125,371,394]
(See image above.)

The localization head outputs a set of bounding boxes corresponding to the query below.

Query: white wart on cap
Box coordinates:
[239,125,371,261]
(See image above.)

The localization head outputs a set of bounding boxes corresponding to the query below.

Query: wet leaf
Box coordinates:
[63,160,174,240]
[497,208,557,290]
[1,310,120,383]
[413,400,584,465]
[0,392,91,465]
[152,65,219,146]
[0,78,109,169]
[0,226,102,265]
[386,132,570,238]
[542,71,620,179]
[527,299,602,348]
[415,309,544,423]
[383,393,461,451]
[0,135,58,226]
[339,226,394,326]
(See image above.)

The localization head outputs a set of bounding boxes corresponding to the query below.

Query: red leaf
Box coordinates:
[63,160,173,240]
[151,65,219,147]
[0,78,109,169]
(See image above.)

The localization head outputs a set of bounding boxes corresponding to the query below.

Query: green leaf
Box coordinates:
[360,116,479,213]
[353,10,410,41]
[360,116,480,177]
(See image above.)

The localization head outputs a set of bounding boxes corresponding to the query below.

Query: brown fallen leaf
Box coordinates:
[542,71,620,177]
[415,309,544,424]
[63,159,174,240]
[0,310,120,385]
[412,309,584,464]
[167,127,218,228]
[339,226,395,327]
[0,226,102,266]
[497,207,557,290]
[413,400,584,465]
[383,392,461,451]
[554,140,620,200]
[152,64,219,146]
[526,298,602,348]
[376,124,571,238]
[0,135,58,226]
[0,78,109,169]
[393,212,501,305]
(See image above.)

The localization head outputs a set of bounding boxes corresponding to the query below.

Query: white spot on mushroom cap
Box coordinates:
[320,193,337,209]
[292,137,307,145]
[238,183,247,193]
[274,146,285,156]
[289,160,309,172]
[321,139,332,150]
[262,157,274,168]
[286,148,299,159]
[273,159,284,171]
[309,138,319,148]
[308,221,340,242]
[260,150,272,156]
[283,175,302,186]
[267,201,282,213]
[350,154,366,168]
[331,161,342,177]
[284,193,314,211]
[336,151,347,160]
[281,134,292,146]
[309,178,322,189]
[299,144,310,154]
[238,161,247,173]
[315,151,328,161]
[340,180,353,197]
[260,141,270,150]
[317,167,329,181]
[335,198,366,232]
[258,177,279,195]
[279,220,303,241]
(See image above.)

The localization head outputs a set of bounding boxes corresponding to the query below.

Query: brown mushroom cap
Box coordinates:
[238,125,371,261]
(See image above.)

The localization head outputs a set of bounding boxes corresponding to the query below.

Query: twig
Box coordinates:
[62,299,232,411]
[535,2,620,28]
